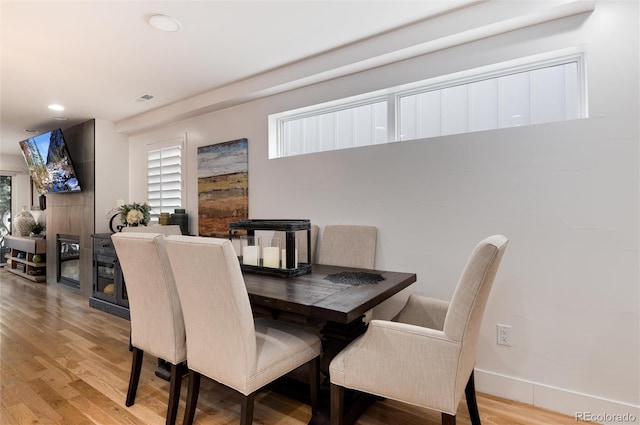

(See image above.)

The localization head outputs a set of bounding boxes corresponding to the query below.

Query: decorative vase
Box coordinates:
[14,206,35,237]
[159,212,171,225]
[170,208,189,235]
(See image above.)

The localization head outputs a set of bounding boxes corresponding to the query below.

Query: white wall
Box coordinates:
[94,119,129,233]
[123,1,638,420]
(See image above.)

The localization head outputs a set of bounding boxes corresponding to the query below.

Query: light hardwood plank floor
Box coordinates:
[0,269,580,425]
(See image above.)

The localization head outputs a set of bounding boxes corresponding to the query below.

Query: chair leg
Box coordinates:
[442,412,456,425]
[465,371,481,425]
[126,347,144,407]
[309,356,320,415]
[183,370,201,425]
[330,384,344,425]
[166,363,183,425]
[240,392,256,425]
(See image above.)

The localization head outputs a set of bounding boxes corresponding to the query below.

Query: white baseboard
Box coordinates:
[474,369,639,425]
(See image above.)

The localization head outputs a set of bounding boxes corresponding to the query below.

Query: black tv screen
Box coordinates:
[19,128,81,194]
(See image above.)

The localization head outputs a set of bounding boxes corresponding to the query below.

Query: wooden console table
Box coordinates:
[4,235,47,282]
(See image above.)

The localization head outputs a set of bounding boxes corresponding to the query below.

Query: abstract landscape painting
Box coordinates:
[197,138,248,237]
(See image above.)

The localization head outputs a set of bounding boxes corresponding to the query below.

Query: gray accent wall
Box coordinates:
[45,119,95,297]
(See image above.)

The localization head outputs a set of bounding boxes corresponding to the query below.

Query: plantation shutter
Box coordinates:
[147,138,184,221]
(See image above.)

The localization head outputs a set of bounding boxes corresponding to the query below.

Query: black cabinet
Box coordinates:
[89,234,130,319]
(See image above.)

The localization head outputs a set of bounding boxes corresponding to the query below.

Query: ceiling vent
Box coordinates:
[132,94,155,103]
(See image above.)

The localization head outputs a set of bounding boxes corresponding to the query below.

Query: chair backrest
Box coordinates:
[122,225,182,236]
[442,235,508,396]
[317,225,377,269]
[164,235,257,391]
[111,232,186,364]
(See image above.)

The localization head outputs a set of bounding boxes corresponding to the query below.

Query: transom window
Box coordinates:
[269,50,586,159]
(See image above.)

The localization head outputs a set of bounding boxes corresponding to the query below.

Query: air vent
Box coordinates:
[132,94,155,103]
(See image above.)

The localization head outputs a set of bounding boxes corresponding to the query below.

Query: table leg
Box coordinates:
[155,359,188,381]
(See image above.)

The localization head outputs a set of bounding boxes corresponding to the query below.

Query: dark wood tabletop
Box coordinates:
[243,264,417,324]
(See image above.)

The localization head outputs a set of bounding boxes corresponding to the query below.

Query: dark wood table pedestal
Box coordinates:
[268,314,378,425]
[317,316,380,425]
[276,381,377,425]
[320,318,367,376]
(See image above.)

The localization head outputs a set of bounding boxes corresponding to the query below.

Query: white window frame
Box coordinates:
[268,47,587,159]
[146,136,185,222]
[270,93,391,159]
[393,50,587,140]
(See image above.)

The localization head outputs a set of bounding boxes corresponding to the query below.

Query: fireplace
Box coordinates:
[57,234,80,288]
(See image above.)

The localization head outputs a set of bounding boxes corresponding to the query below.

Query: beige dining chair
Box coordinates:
[329,235,508,425]
[111,232,186,425]
[164,235,322,425]
[317,224,377,321]
[317,225,377,269]
[121,224,182,235]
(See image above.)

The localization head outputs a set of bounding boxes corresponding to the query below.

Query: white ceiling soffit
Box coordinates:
[116,0,595,135]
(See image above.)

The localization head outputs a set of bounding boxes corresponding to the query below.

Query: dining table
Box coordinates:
[243,263,417,425]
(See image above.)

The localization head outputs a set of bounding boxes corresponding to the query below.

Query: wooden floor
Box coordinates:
[0,268,580,425]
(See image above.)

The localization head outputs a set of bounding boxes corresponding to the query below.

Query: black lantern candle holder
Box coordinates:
[229,219,312,277]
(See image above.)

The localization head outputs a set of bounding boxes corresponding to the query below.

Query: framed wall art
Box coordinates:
[197,138,248,237]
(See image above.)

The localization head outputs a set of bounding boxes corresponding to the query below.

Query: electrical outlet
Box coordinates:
[497,324,512,346]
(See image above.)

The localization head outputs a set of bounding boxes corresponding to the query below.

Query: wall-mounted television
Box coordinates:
[19,128,82,194]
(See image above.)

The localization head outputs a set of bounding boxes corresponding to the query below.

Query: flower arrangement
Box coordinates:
[118,202,151,226]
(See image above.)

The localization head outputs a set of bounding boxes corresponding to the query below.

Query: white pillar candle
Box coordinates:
[281,248,298,269]
[262,247,280,268]
[242,245,259,266]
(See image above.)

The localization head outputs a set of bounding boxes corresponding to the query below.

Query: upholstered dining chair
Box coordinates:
[164,235,322,425]
[317,224,377,321]
[317,224,377,269]
[120,225,182,353]
[329,235,508,425]
[122,224,182,235]
[111,232,186,425]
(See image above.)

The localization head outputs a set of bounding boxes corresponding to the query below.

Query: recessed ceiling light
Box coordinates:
[25,129,39,133]
[148,14,181,32]
[52,116,68,121]
[48,104,65,111]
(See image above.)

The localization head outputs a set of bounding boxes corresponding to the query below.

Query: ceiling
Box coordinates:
[0,0,473,158]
